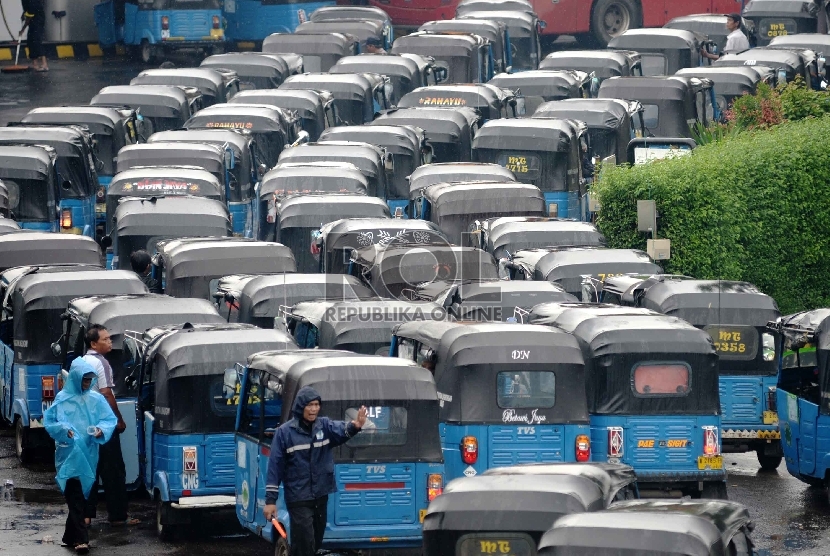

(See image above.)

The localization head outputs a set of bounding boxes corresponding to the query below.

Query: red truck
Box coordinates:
[372,0,747,45]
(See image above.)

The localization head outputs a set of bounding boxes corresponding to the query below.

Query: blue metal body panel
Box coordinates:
[440,422,588,481]
[0,348,60,432]
[778,389,830,484]
[719,375,780,451]
[235,433,438,549]
[18,221,56,232]
[228,200,254,237]
[387,199,409,219]
[224,0,336,42]
[95,0,223,49]
[590,414,726,484]
[59,197,96,238]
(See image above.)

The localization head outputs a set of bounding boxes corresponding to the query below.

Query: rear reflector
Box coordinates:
[344,482,405,490]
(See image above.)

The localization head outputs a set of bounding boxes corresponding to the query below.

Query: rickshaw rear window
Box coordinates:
[783,347,817,369]
[497,154,541,180]
[345,406,407,447]
[3,178,51,221]
[704,325,759,361]
[759,18,797,39]
[640,54,668,76]
[302,56,323,73]
[632,363,690,396]
[497,371,555,409]
[642,105,659,130]
[458,533,535,556]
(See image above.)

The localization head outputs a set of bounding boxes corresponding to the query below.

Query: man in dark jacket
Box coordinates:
[264,386,367,556]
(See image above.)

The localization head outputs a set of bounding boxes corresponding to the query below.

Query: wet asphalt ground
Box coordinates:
[3,50,830,555]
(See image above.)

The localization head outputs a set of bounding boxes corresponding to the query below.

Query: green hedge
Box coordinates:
[595,115,830,315]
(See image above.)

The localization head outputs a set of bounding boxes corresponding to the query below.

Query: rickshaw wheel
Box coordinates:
[591,0,641,46]
[156,499,175,541]
[140,40,156,65]
[274,536,289,556]
[15,419,33,464]
[756,451,783,471]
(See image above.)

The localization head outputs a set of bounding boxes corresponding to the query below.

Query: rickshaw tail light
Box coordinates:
[460,436,478,465]
[161,16,169,30]
[60,210,72,229]
[427,473,443,501]
[767,388,778,412]
[41,377,55,400]
[575,434,590,462]
[212,15,220,29]
[703,426,719,456]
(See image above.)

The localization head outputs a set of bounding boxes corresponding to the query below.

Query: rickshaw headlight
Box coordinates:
[575,434,590,462]
[427,473,443,501]
[460,436,478,465]
[762,333,775,362]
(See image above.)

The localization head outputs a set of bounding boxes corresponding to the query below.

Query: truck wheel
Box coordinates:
[591,0,641,47]
[701,481,728,500]
[140,40,156,64]
[156,499,175,542]
[757,451,783,471]
[15,419,33,464]
[274,536,289,556]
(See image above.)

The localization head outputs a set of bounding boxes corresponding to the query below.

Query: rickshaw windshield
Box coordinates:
[237,369,284,441]
[343,405,407,447]
[642,105,659,131]
[640,54,668,76]
[338,100,368,126]
[510,37,536,71]
[3,178,51,221]
[432,142,463,163]
[301,56,324,73]
[588,129,618,160]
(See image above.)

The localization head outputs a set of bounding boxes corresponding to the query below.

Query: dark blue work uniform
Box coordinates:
[265,386,360,556]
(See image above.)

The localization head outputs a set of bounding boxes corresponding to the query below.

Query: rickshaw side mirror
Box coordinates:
[590,77,600,98]
[100,235,112,249]
[434,67,449,84]
[258,163,268,179]
[291,131,310,148]
[224,149,235,170]
[384,152,394,172]
[50,342,62,358]
[514,96,527,116]
[422,145,434,164]
[222,368,239,399]
[61,180,72,191]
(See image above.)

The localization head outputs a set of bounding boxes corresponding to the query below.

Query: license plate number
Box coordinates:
[419,509,427,523]
[763,411,779,425]
[697,455,723,470]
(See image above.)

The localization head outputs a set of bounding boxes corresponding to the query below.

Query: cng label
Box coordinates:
[182,473,199,490]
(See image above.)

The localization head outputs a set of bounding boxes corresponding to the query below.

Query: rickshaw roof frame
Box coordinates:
[0,233,101,272]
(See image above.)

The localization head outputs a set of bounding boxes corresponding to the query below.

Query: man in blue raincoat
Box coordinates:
[44,359,117,554]
[263,386,368,556]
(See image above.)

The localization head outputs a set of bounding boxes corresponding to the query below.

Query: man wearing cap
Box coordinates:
[701,13,751,60]
[263,386,368,556]
[364,36,387,54]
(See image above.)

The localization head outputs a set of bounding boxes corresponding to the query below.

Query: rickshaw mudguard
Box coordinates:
[12,398,29,429]
[152,469,172,503]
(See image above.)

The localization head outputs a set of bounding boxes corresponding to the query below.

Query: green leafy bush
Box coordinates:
[595,115,830,314]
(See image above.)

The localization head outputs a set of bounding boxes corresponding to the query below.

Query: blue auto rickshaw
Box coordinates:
[472,119,588,219]
[529,303,727,498]
[602,276,783,470]
[770,309,830,490]
[0,146,60,233]
[147,129,261,238]
[391,321,591,481]
[232,349,443,551]
[21,106,141,240]
[56,293,226,488]
[224,0,336,43]
[94,0,226,64]
[1,267,146,462]
[0,126,100,238]
[129,323,297,539]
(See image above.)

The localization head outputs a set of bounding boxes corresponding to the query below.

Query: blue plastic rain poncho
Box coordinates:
[44,358,117,497]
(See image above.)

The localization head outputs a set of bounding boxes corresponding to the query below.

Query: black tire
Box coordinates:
[140,40,155,64]
[591,0,642,47]
[156,499,175,542]
[15,419,33,464]
[757,451,783,471]
[701,481,729,500]
[274,535,289,556]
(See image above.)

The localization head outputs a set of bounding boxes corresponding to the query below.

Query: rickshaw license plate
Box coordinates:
[419,509,427,523]
[763,411,779,425]
[697,456,723,470]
